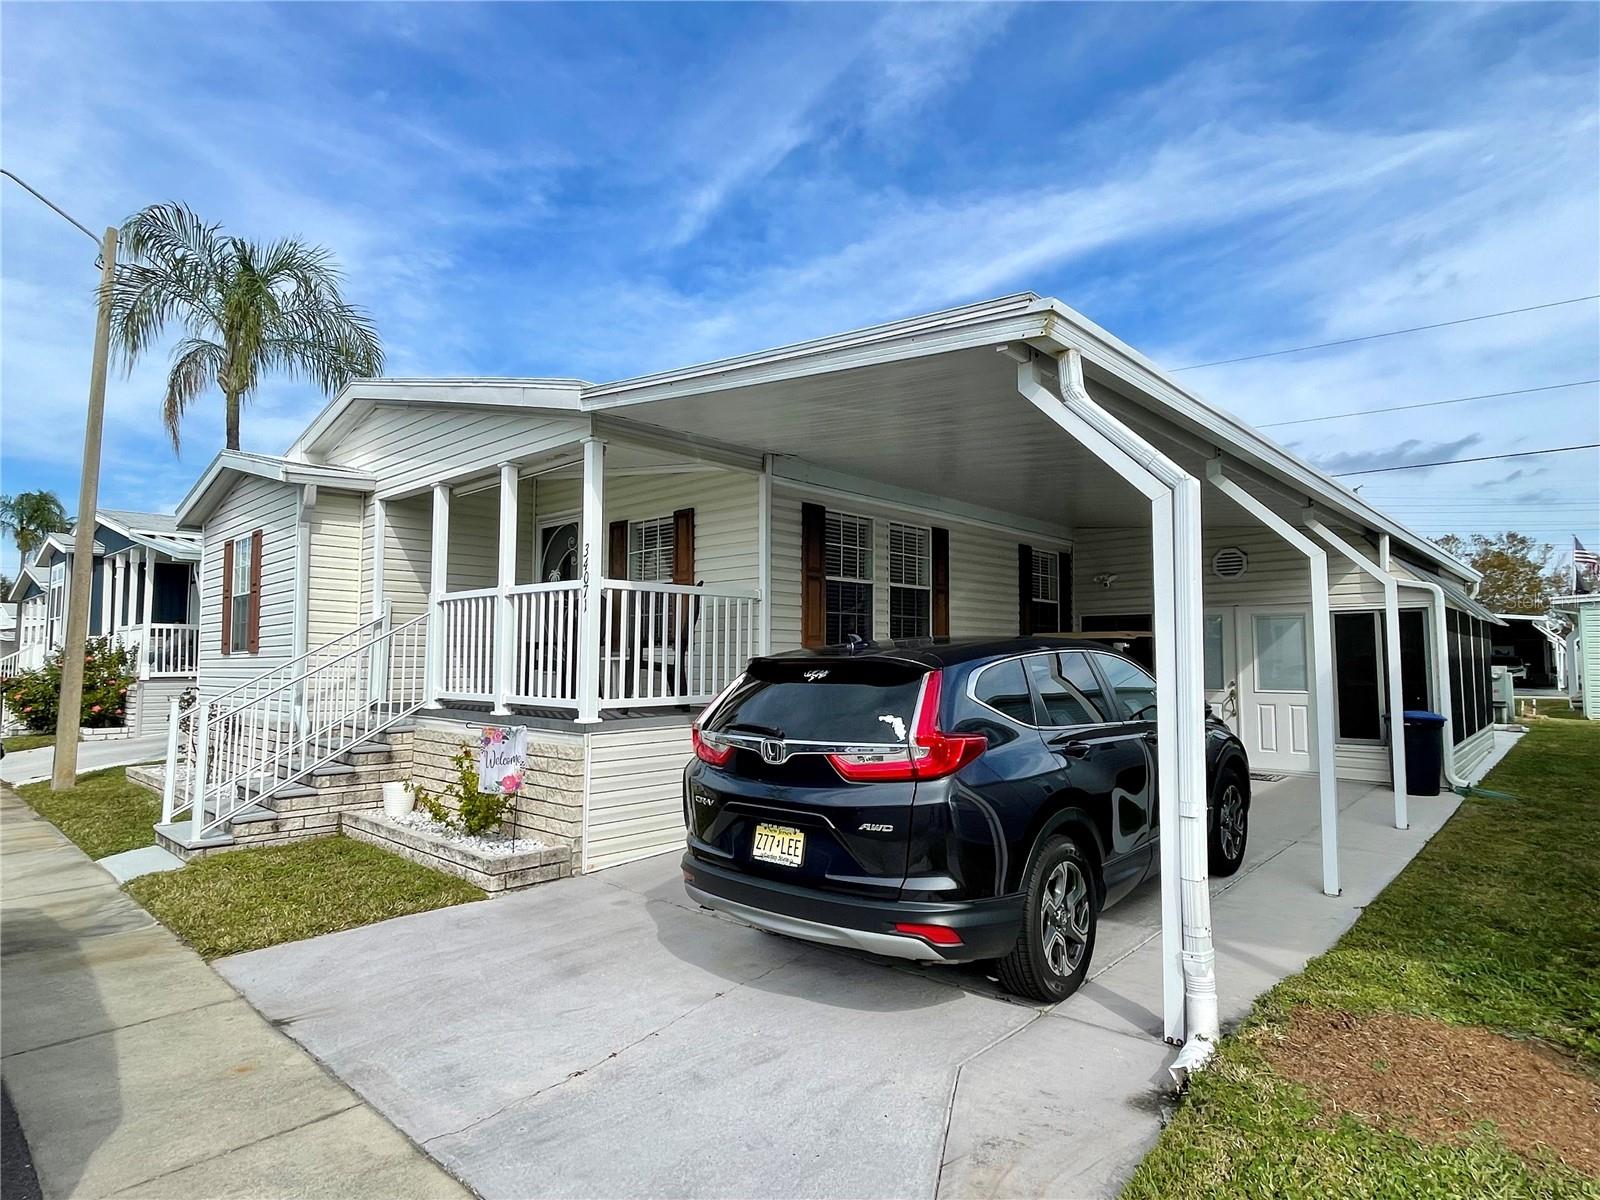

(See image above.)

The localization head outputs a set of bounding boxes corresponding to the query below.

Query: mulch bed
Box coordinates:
[1262,1010,1600,1177]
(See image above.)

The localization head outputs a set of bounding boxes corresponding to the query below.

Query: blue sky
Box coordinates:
[3,2,1598,580]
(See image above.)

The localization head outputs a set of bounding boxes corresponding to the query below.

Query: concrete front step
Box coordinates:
[154,820,236,860]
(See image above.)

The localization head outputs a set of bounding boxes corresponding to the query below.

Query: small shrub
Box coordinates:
[4,638,137,732]
[411,742,513,838]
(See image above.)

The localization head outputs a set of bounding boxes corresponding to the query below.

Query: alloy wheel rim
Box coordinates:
[1041,859,1091,977]
[1219,785,1245,860]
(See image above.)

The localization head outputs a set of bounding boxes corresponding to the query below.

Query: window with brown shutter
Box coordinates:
[247,529,262,654]
[672,508,694,585]
[801,502,826,648]
[221,538,234,655]
[931,527,950,637]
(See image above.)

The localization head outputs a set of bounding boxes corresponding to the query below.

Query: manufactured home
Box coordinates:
[1,509,201,735]
[160,295,1504,883]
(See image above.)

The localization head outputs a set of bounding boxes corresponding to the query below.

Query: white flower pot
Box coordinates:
[383,781,414,819]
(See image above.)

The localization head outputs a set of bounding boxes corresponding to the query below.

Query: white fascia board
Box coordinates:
[581,299,1055,409]
[47,532,105,556]
[1025,304,1480,588]
[770,456,1073,545]
[291,378,588,461]
[175,450,373,528]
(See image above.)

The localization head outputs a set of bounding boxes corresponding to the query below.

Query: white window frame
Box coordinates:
[229,533,253,653]
[627,516,675,584]
[888,521,932,639]
[824,510,874,643]
[1030,548,1059,632]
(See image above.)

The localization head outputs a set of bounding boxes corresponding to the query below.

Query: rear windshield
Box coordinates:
[705,660,925,743]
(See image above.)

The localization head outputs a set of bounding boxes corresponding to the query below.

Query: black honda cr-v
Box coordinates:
[681,639,1250,1002]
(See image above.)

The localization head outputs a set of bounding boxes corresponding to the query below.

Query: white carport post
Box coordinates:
[1304,514,1408,829]
[1206,459,1339,897]
[493,462,519,716]
[425,483,450,708]
[1017,349,1216,1051]
[576,437,605,724]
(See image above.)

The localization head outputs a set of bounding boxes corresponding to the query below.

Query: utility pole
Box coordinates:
[1,170,117,791]
[52,224,117,790]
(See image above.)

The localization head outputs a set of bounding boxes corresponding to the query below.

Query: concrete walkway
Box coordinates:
[0,786,468,1199]
[1,736,168,787]
[219,775,1461,1199]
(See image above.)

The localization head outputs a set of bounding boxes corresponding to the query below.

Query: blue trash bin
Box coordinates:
[1402,710,1447,796]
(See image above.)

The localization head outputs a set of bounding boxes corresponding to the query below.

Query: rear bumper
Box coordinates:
[681,852,1023,963]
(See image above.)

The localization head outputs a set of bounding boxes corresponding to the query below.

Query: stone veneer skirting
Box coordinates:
[342,811,572,893]
[409,716,585,856]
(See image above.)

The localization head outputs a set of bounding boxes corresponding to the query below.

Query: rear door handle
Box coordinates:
[1050,738,1091,759]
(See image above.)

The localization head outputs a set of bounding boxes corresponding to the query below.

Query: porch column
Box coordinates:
[757,455,773,655]
[576,437,605,723]
[99,555,111,636]
[139,548,155,680]
[1305,515,1408,829]
[1206,460,1339,897]
[110,553,124,633]
[426,484,451,708]
[369,496,389,707]
[493,462,518,715]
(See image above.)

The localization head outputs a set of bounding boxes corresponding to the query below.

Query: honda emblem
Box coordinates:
[760,738,786,765]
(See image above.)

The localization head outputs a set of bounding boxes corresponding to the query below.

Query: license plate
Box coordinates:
[751,822,805,868]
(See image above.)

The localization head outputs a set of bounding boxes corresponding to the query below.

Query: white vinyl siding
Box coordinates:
[583,723,694,871]
[767,484,1068,652]
[197,475,299,699]
[325,403,588,499]
[306,490,365,647]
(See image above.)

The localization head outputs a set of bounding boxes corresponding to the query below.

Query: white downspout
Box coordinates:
[1017,349,1217,1054]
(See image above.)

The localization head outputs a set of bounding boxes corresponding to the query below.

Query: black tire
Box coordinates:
[1208,768,1249,876]
[996,833,1099,1003]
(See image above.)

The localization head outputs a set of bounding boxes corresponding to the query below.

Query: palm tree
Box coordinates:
[0,490,70,563]
[109,202,384,451]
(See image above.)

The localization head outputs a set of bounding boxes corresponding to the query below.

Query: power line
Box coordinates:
[1331,443,1600,477]
[1258,379,1599,428]
[1174,295,1600,371]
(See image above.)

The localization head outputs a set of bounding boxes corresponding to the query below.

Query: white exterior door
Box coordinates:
[1204,608,1239,733]
[1240,608,1313,773]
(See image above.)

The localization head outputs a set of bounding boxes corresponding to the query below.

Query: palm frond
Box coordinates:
[162,338,226,452]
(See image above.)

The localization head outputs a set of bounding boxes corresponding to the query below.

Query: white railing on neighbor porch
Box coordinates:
[179,611,430,840]
[599,581,760,708]
[1,644,48,677]
[114,623,201,677]
[432,579,760,711]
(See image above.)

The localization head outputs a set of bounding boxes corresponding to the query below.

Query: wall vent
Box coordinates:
[1211,547,1249,580]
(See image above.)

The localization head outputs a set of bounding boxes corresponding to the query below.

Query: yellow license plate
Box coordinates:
[751,822,805,868]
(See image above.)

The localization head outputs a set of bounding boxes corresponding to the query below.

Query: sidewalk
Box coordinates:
[1,736,169,787]
[0,785,467,1199]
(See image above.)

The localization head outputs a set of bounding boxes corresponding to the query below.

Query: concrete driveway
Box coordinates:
[218,777,1459,1199]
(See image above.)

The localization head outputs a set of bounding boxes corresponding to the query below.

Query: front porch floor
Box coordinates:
[216,774,1459,1200]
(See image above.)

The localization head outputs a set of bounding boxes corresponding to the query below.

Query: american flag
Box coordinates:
[1575,537,1599,594]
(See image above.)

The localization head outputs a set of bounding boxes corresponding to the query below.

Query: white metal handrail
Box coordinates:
[207,613,388,720]
[184,613,429,840]
[598,580,759,708]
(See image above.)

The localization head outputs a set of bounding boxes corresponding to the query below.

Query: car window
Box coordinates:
[1058,652,1109,718]
[1024,653,1102,726]
[973,658,1036,725]
[706,661,923,742]
[1097,654,1158,721]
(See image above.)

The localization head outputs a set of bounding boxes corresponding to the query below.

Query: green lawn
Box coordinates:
[1125,710,1600,1199]
[126,836,484,958]
[4,732,61,753]
[18,767,159,859]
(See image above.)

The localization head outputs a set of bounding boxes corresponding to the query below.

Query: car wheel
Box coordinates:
[996,833,1098,1004]
[1209,770,1248,876]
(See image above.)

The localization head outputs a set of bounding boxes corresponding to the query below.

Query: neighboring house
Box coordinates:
[1491,611,1568,690]
[0,510,202,735]
[164,293,1503,880]
[1553,593,1599,718]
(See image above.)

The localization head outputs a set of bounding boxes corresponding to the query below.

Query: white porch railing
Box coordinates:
[510,580,583,705]
[599,580,760,708]
[432,579,760,711]
[0,644,48,676]
[180,611,429,839]
[113,623,201,677]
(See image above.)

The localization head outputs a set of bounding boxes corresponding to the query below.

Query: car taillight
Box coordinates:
[691,725,734,767]
[825,669,986,783]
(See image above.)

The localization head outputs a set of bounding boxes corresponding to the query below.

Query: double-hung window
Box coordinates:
[627,517,675,583]
[824,511,873,644]
[888,522,932,639]
[1029,549,1060,633]
[229,534,252,653]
